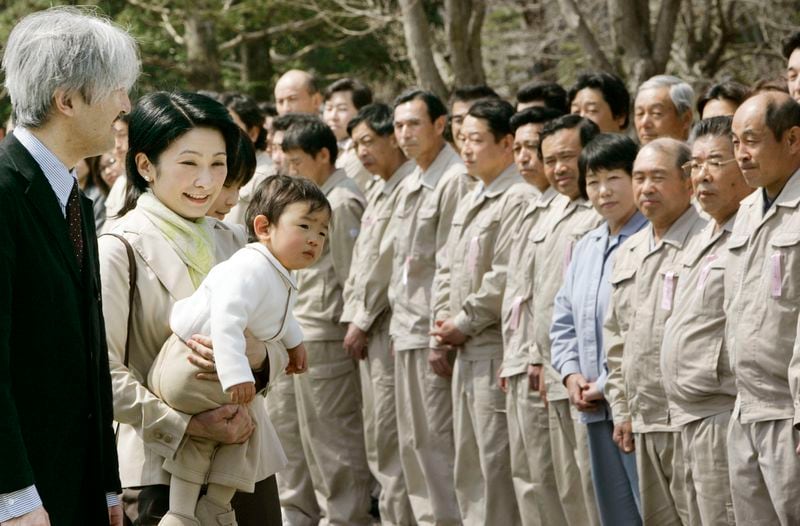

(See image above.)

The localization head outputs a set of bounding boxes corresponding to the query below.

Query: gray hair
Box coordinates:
[639,137,692,177]
[638,75,695,117]
[3,6,140,128]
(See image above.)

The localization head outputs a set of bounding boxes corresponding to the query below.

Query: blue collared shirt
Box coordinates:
[550,211,648,423]
[0,129,119,522]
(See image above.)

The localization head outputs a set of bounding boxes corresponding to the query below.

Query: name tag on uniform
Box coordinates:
[771,252,783,298]
[696,254,718,291]
[661,271,675,310]
[467,236,480,274]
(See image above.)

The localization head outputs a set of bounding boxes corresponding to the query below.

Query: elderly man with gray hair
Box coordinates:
[0,7,138,526]
[634,75,694,144]
[604,138,706,525]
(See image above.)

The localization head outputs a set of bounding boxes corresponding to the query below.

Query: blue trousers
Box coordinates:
[586,420,642,526]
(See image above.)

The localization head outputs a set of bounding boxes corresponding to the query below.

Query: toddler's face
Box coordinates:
[262,202,330,270]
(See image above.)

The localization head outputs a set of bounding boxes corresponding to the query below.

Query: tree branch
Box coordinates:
[219,13,327,51]
[652,0,683,70]
[556,0,617,74]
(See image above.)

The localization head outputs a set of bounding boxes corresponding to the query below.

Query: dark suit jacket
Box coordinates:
[0,134,121,525]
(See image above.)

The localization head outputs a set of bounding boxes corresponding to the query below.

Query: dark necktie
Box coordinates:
[66,180,84,271]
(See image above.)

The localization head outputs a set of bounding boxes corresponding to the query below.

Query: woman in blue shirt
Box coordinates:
[550,133,646,526]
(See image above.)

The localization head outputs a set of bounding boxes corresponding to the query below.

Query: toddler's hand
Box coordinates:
[229,382,256,404]
[286,343,308,374]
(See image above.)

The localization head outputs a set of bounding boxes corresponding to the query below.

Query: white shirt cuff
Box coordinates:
[0,485,42,522]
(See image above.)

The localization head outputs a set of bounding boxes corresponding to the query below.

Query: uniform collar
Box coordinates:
[382,159,416,196]
[320,168,348,195]
[420,142,462,189]
[648,204,701,250]
[474,163,521,201]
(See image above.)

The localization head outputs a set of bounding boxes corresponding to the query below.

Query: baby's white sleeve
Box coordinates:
[282,314,303,350]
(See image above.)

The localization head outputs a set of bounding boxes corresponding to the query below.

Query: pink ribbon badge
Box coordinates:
[661,271,675,310]
[771,252,783,298]
[467,236,480,274]
[696,254,718,291]
[510,295,523,331]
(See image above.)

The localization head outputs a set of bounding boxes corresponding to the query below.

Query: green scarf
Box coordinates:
[137,192,214,289]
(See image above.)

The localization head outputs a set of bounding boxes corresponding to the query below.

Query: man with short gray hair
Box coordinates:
[634,75,694,144]
[0,6,138,526]
[604,138,705,525]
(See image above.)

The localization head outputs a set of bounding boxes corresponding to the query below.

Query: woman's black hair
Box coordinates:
[226,127,257,188]
[577,133,639,199]
[568,71,631,129]
[225,92,268,150]
[84,155,110,195]
[119,91,240,216]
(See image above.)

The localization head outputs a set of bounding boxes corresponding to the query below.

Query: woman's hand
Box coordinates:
[186,404,254,444]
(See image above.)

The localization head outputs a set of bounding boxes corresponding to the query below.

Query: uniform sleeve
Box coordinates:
[350,213,397,333]
[330,195,365,294]
[453,194,526,336]
[790,313,800,429]
[602,284,630,425]
[550,256,580,380]
[99,235,190,461]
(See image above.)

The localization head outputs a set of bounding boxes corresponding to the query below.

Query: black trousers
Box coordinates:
[121,476,281,526]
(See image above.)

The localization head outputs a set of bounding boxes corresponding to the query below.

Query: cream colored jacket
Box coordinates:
[99,207,286,487]
[660,217,737,426]
[530,196,601,401]
[604,205,705,432]
[342,160,415,332]
[728,168,800,424]
[431,164,530,361]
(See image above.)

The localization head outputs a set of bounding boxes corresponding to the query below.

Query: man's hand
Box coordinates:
[527,364,548,407]
[497,365,508,393]
[428,347,454,378]
[612,420,635,453]
[343,323,369,360]
[108,504,123,526]
[430,319,467,346]
[229,382,256,404]
[2,506,49,525]
[186,404,254,444]
[565,374,601,412]
[186,331,266,381]
[582,381,603,403]
[286,343,308,375]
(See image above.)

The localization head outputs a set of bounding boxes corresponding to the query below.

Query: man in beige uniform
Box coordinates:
[341,103,415,525]
[528,115,602,526]
[499,105,566,526]
[430,98,525,525]
[390,89,467,525]
[605,138,705,525]
[323,78,375,193]
[281,117,372,524]
[727,92,800,525]
[660,116,752,525]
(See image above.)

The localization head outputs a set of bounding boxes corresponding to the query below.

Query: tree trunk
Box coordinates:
[444,0,487,86]
[241,35,273,101]
[397,0,449,99]
[184,15,222,91]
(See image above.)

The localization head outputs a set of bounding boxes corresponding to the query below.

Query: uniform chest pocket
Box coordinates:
[768,232,800,300]
[609,266,637,329]
[694,257,726,311]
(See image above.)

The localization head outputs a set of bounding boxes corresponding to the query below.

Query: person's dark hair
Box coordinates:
[568,71,631,128]
[226,92,267,150]
[516,81,568,113]
[764,95,800,141]
[510,106,565,134]
[782,31,800,60]
[120,91,240,216]
[578,133,639,199]
[393,88,448,123]
[272,112,315,133]
[196,90,222,102]
[84,155,111,195]
[347,103,394,137]
[696,81,750,117]
[689,115,733,143]
[450,85,499,104]
[324,78,373,110]
[753,76,790,95]
[226,128,256,188]
[258,101,278,118]
[281,116,338,165]
[466,98,515,141]
[244,174,332,242]
[538,114,600,160]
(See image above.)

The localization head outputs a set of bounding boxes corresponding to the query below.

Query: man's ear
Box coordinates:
[253,214,271,241]
[786,125,800,155]
[433,115,447,136]
[317,147,331,166]
[52,88,77,117]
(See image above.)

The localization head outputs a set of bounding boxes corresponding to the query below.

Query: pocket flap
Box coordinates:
[770,232,800,248]
[610,266,637,285]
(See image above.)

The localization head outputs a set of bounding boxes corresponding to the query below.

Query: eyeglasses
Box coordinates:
[682,158,738,176]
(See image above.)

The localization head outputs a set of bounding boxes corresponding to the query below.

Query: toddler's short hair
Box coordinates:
[244,174,332,242]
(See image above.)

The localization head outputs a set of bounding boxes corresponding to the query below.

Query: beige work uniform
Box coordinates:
[726,170,800,526]
[528,196,602,526]
[661,217,737,525]
[287,169,371,525]
[605,205,706,526]
[500,186,566,526]
[225,151,275,226]
[388,143,469,525]
[431,164,526,526]
[338,140,375,194]
[342,160,416,525]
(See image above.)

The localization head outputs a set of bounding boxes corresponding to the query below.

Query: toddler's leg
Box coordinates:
[170,476,203,516]
[196,484,239,526]
[206,484,237,508]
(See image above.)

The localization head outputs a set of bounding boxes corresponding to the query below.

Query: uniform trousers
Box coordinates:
[727,416,800,526]
[360,315,414,525]
[452,356,520,526]
[294,340,372,525]
[635,431,691,526]
[394,348,461,525]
